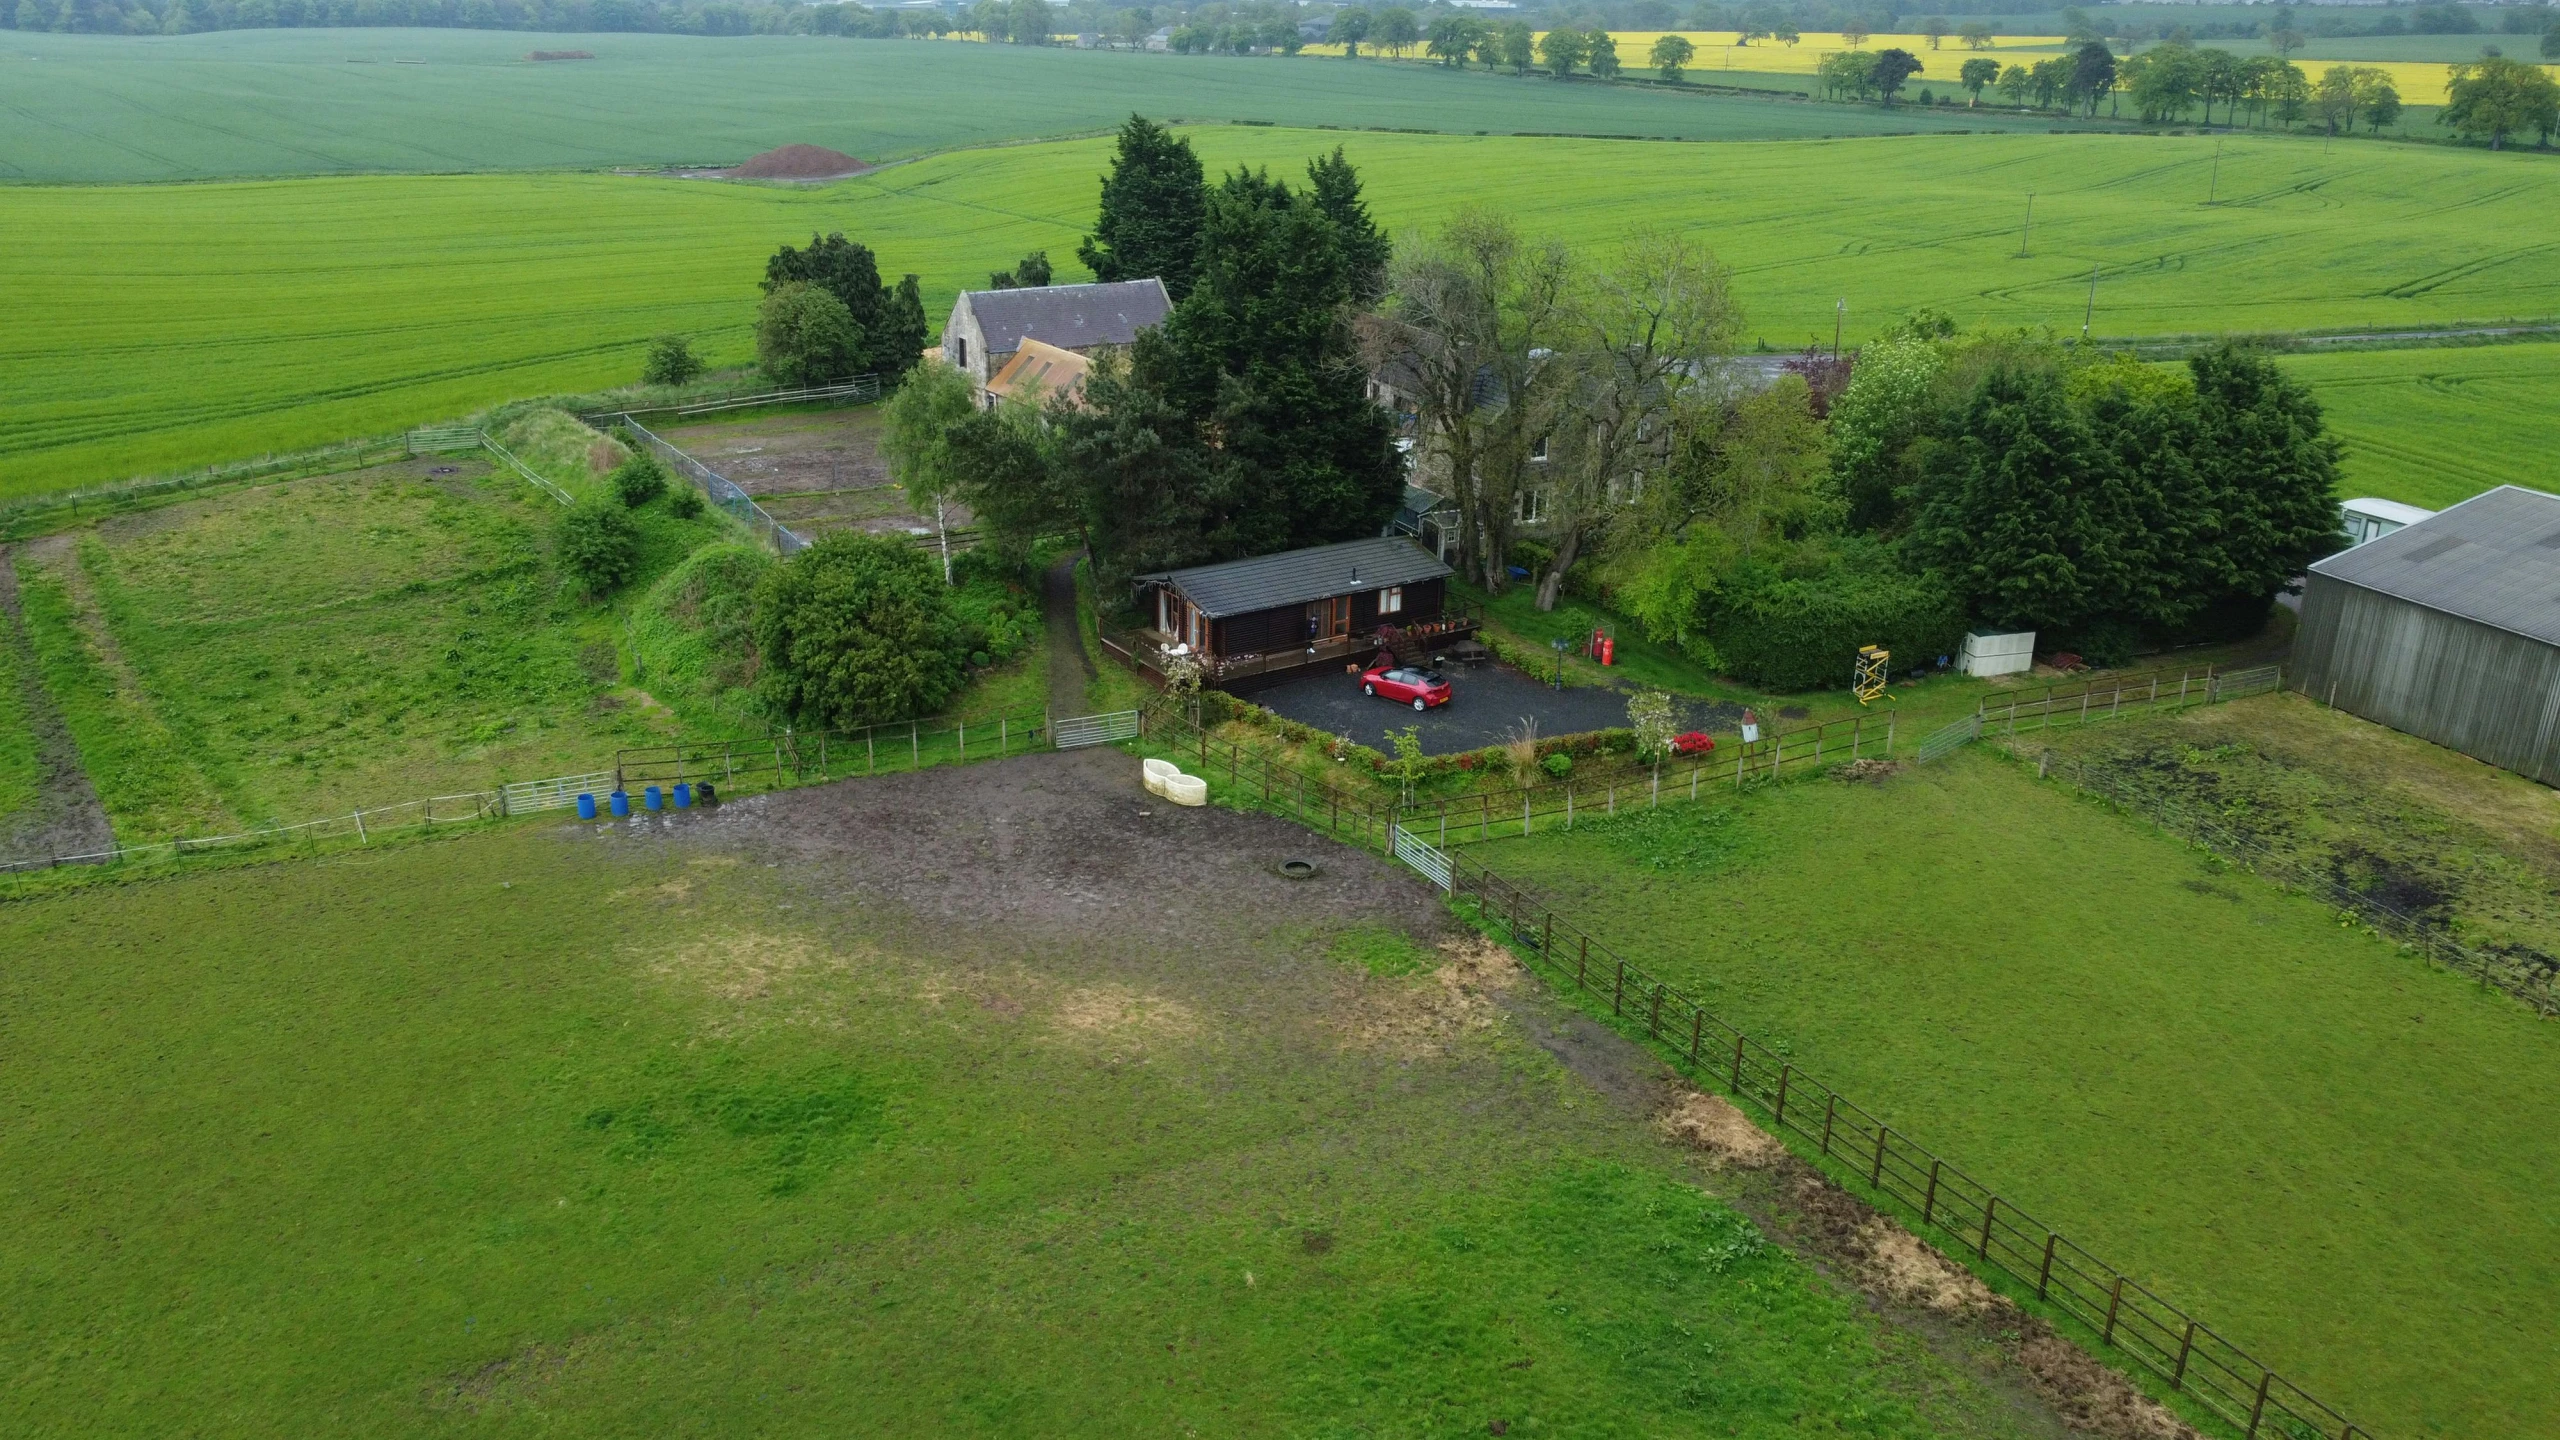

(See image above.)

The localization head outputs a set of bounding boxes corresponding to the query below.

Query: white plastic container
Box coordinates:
[1143,757,1179,795]
[1958,630,2036,678]
[1163,774,1208,807]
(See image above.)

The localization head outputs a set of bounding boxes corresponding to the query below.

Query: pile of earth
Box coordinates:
[732,145,872,179]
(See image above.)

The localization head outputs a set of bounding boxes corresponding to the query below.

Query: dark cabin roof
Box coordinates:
[2309,485,2560,647]
[963,279,1171,356]
[1142,538,1453,619]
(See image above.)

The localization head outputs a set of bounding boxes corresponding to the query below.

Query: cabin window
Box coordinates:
[1531,435,1549,462]
[1379,586,1404,615]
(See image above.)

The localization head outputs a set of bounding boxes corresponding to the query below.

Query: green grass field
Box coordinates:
[2281,341,2560,510]
[6,124,2556,499]
[0,784,2065,1438]
[1464,748,2560,1440]
[0,28,2084,186]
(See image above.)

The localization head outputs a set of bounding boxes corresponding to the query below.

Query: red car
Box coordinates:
[1361,663,1452,711]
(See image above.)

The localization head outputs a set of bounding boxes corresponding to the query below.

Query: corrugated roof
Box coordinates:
[2309,485,2560,647]
[1142,537,1454,619]
[961,279,1171,356]
[985,337,1090,405]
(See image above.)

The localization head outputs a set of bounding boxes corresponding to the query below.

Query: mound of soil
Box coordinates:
[527,50,594,61]
[733,144,871,180]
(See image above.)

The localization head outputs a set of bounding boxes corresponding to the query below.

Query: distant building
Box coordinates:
[2292,486,2560,787]
[1144,25,1174,49]
[939,278,1171,398]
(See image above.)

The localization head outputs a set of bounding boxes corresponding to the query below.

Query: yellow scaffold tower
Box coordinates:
[1852,645,1892,706]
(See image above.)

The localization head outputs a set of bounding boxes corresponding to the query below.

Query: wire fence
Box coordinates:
[613,705,1052,790]
[613,414,809,555]
[1439,847,2374,1440]
[0,433,416,542]
[476,431,576,507]
[583,376,882,423]
[1976,664,2286,735]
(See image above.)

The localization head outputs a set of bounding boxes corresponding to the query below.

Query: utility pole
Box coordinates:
[1833,298,1846,359]
[2017,192,2035,257]
[2206,138,2223,204]
[2082,267,2099,342]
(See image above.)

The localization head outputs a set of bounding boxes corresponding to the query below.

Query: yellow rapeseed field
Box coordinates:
[1297,32,2550,102]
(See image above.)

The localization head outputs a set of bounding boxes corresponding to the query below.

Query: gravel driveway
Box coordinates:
[1247,663,1737,754]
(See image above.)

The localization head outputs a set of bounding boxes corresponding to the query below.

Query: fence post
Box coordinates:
[1819,1093,1836,1155]
[1728,1033,1745,1094]
[1688,1007,1703,1066]
[1523,794,1530,836]
[1870,1125,1890,1188]
[1978,1195,1997,1259]
[1648,982,1664,1038]
[2102,1275,2125,1345]
[1773,1064,1791,1127]
[1922,1159,1942,1224]
[1567,785,1574,828]
[2038,1232,2057,1300]
[911,720,919,768]
[1542,910,1552,957]
[1886,711,1895,755]
[2172,1318,2196,1389]
[2246,1370,2272,1438]
[867,732,875,774]
[1611,959,1625,1015]
[959,721,966,761]
[1576,934,1589,987]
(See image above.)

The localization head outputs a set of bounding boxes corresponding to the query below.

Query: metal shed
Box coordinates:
[2291,485,2560,787]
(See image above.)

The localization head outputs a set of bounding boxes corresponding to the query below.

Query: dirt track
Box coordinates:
[0,545,115,865]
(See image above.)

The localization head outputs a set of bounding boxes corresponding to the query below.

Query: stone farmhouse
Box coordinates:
[939,278,1172,403]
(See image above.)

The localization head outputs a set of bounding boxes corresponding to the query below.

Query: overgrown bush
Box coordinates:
[753,532,963,728]
[553,500,641,597]
[642,334,704,386]
[946,548,1039,669]
[610,453,667,508]
[666,485,704,520]
[631,543,772,720]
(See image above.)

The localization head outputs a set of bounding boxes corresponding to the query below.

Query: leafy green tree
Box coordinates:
[1651,32,1695,80]
[1826,334,1943,530]
[1078,114,1207,300]
[1907,363,2114,633]
[755,282,863,387]
[1921,15,1949,49]
[753,533,965,728]
[642,335,703,386]
[2182,345,2345,617]
[2312,64,2360,133]
[986,249,1053,289]
[881,358,981,522]
[1500,20,1535,73]
[2356,70,2403,132]
[1372,5,1417,55]
[1872,46,1922,104]
[2067,39,2117,116]
[1996,61,2032,106]
[553,500,641,598]
[1425,12,1480,64]
[1538,25,1585,74]
[1959,21,1994,48]
[1327,5,1368,54]
[609,452,666,508]
[880,275,928,379]
[1959,56,1999,104]
[760,233,914,378]
[1307,145,1391,302]
[2441,55,2560,148]
[1586,29,1621,78]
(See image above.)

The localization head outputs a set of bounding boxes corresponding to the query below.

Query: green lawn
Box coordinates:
[2280,341,2560,511]
[1464,750,2560,1440]
[0,803,2062,1438]
[0,27,2084,186]
[0,603,39,824]
[8,124,2555,499]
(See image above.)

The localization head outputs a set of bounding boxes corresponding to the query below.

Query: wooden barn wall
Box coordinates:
[2293,575,2560,787]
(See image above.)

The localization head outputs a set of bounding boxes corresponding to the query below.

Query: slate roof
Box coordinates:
[2309,485,2560,647]
[962,279,1171,356]
[1141,537,1454,619]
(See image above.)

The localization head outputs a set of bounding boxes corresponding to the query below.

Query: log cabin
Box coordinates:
[1132,537,1481,688]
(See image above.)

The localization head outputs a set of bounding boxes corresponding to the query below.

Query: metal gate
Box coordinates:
[1392,825,1453,891]
[501,770,618,815]
[1052,709,1141,749]
[1912,713,1983,765]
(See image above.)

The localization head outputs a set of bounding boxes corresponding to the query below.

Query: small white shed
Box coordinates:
[1958,630,2035,678]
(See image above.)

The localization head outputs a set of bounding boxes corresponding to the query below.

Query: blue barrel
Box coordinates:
[644,785,663,812]
[673,783,692,809]
[609,789,630,818]
[576,792,597,821]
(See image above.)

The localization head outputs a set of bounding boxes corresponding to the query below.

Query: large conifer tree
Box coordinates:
[1077,115,1208,300]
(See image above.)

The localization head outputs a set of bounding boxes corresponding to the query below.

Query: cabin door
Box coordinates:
[1306,598,1349,642]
